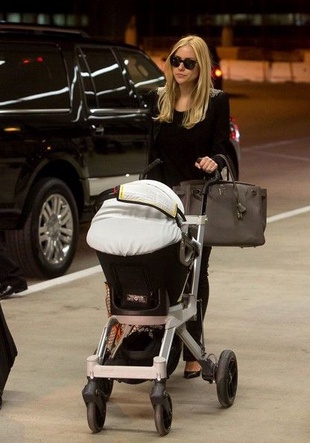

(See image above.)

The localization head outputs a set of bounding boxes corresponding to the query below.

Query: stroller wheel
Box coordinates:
[86,395,106,433]
[216,349,238,407]
[154,392,173,436]
[98,377,114,401]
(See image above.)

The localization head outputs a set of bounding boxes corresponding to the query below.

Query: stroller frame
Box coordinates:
[82,178,238,436]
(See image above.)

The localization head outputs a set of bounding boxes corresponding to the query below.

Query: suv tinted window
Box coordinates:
[118,48,165,95]
[0,43,70,111]
[79,47,133,109]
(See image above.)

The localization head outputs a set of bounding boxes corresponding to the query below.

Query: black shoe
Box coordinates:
[0,281,27,300]
[184,370,201,379]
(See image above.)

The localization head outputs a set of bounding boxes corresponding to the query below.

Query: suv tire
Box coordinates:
[5,178,79,279]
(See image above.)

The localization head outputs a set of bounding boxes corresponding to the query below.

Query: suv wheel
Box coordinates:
[5,178,79,279]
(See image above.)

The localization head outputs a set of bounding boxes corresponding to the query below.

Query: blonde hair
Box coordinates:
[156,35,212,129]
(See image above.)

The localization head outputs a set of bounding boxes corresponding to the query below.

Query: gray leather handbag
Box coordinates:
[173,155,267,247]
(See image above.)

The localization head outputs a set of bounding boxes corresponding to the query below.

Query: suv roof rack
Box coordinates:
[0,23,90,38]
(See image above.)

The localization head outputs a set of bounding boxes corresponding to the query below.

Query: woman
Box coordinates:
[148,35,232,378]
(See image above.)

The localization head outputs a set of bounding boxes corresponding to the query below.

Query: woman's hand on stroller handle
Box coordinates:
[196,157,221,189]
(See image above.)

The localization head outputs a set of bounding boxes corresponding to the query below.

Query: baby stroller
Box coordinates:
[82,163,238,436]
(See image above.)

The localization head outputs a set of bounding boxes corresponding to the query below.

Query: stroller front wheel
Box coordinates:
[154,392,173,436]
[86,396,106,433]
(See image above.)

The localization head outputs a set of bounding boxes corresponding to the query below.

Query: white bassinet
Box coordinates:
[86,179,185,256]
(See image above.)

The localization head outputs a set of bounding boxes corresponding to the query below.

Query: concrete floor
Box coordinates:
[1,80,310,442]
[1,209,309,443]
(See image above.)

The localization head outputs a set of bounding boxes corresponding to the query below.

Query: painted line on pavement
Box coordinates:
[19,265,102,295]
[18,205,310,295]
[267,205,310,223]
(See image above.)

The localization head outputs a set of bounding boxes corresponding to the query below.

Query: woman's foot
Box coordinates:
[0,279,27,300]
[184,361,201,379]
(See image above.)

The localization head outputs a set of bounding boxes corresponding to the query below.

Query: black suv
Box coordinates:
[0,24,240,279]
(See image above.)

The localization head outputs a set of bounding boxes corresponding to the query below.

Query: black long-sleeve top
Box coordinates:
[149,89,231,187]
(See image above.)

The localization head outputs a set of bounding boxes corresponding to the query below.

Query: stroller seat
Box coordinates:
[97,239,194,317]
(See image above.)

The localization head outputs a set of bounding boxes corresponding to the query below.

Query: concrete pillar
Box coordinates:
[125,15,137,46]
[221,26,234,47]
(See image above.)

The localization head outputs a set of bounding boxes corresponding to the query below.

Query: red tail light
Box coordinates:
[212,67,223,79]
[230,117,240,142]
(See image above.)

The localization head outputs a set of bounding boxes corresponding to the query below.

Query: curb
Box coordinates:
[218,60,310,83]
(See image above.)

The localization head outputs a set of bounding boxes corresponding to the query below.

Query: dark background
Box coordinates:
[1,1,309,49]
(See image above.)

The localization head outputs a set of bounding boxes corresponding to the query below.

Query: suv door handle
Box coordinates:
[92,124,104,135]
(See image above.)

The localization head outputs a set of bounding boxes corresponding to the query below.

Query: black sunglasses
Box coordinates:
[170,55,197,70]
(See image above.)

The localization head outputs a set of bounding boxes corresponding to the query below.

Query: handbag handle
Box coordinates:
[214,154,246,218]
[215,154,236,181]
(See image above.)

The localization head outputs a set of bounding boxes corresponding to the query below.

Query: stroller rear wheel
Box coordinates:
[216,349,238,407]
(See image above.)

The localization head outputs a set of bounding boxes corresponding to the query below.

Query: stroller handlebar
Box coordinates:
[139,158,163,180]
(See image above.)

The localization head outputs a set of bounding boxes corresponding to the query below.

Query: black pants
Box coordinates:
[0,242,27,288]
[0,302,18,406]
[183,246,211,362]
